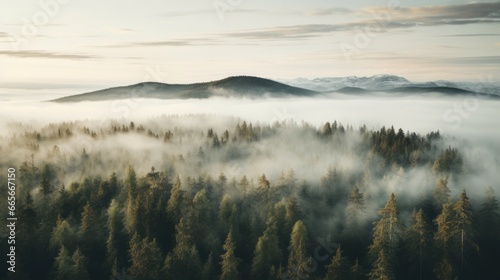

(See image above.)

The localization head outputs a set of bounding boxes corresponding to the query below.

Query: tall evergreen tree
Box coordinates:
[163,218,203,280]
[220,230,240,280]
[433,176,451,209]
[368,193,401,268]
[433,203,455,279]
[50,217,77,254]
[368,249,394,280]
[106,199,128,269]
[166,175,185,223]
[324,247,347,280]
[452,190,476,278]
[345,185,367,232]
[251,217,282,280]
[350,259,363,280]
[476,187,500,279]
[70,248,91,280]
[128,234,163,280]
[403,209,431,280]
[53,246,72,280]
[287,220,310,280]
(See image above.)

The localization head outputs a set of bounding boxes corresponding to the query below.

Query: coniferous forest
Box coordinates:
[0,115,498,280]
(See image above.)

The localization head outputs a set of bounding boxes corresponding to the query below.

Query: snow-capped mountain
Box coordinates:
[278,75,411,91]
[279,74,499,95]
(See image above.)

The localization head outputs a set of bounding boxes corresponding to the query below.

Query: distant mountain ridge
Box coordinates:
[52,75,499,102]
[280,74,500,95]
[52,76,317,102]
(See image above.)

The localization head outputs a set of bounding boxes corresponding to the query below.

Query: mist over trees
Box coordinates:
[0,115,498,280]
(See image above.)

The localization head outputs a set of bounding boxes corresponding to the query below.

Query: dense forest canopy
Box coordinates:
[0,115,498,280]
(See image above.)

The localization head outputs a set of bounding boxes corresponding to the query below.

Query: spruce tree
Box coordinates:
[251,217,282,280]
[287,220,310,280]
[324,247,346,280]
[433,176,451,209]
[452,190,476,278]
[476,187,500,279]
[345,185,367,232]
[53,246,72,280]
[220,230,241,280]
[368,193,401,267]
[350,259,363,280]
[128,234,163,280]
[433,203,455,279]
[368,249,394,280]
[163,218,202,280]
[403,209,431,280]
[70,248,91,280]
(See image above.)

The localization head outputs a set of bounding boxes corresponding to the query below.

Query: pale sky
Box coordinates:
[1,0,499,92]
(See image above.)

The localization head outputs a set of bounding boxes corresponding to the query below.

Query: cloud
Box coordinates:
[89,2,500,47]
[443,33,500,37]
[305,7,352,16]
[217,2,500,40]
[158,8,259,18]
[100,37,224,48]
[0,50,98,60]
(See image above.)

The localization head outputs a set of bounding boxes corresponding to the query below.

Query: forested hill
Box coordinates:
[0,116,498,280]
[52,76,318,102]
[50,75,498,102]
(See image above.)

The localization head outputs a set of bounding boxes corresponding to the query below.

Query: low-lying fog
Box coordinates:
[1,92,499,148]
[1,91,499,223]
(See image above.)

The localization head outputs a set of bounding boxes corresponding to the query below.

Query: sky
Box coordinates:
[0,0,499,93]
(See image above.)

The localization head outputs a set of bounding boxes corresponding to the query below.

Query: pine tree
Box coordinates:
[166,175,185,223]
[124,164,138,195]
[284,197,302,250]
[106,199,128,269]
[251,217,282,280]
[433,203,455,279]
[220,230,240,280]
[452,190,476,278]
[128,234,163,280]
[350,259,363,280]
[324,247,346,280]
[345,185,367,233]
[323,122,333,137]
[287,220,310,280]
[202,252,216,280]
[476,187,500,279]
[403,209,431,280]
[53,246,72,280]
[163,218,202,280]
[368,249,394,280]
[70,248,91,280]
[79,201,96,239]
[433,176,451,209]
[50,217,77,254]
[368,193,401,267]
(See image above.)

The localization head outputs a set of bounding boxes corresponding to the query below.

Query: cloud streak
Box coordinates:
[219,2,500,40]
[0,50,98,60]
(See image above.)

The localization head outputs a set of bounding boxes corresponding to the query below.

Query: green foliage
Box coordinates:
[324,247,347,280]
[0,119,496,280]
[433,176,451,208]
[287,220,310,279]
[369,193,401,266]
[128,234,163,280]
[432,147,463,174]
[220,230,241,280]
[368,249,394,280]
[53,246,72,280]
[251,217,283,280]
[163,218,203,280]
